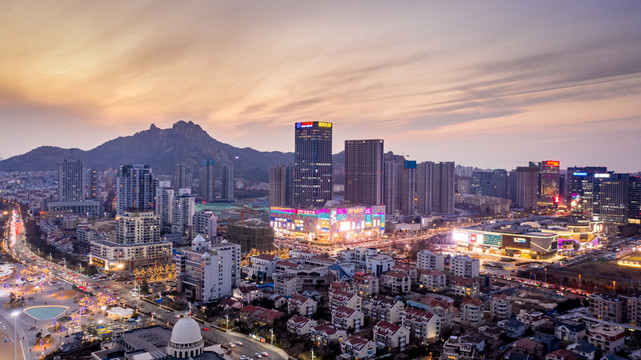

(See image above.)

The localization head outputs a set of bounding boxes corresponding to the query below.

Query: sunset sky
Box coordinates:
[1,1,640,172]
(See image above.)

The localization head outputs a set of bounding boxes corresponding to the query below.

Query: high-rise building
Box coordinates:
[222,165,234,202]
[416,161,434,215]
[199,159,215,202]
[115,211,161,244]
[516,167,539,210]
[471,169,508,198]
[451,255,480,278]
[457,176,472,194]
[344,139,384,206]
[116,164,157,215]
[269,164,294,207]
[540,160,560,201]
[87,168,97,200]
[433,162,455,214]
[629,176,641,225]
[293,121,333,207]
[567,166,608,219]
[383,161,402,215]
[172,188,195,238]
[594,173,629,225]
[193,209,218,239]
[156,183,174,233]
[174,163,187,190]
[58,158,84,201]
[401,160,417,216]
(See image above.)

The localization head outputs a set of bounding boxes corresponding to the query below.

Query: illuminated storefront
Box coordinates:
[270,205,385,243]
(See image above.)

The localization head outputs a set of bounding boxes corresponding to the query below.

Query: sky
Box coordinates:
[1,1,640,172]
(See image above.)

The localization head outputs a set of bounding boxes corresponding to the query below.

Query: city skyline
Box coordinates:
[1,1,641,172]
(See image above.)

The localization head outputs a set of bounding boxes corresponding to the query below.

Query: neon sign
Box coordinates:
[318,122,332,128]
[546,161,559,166]
[573,172,587,176]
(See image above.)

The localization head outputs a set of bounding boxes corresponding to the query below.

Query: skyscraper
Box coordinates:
[539,160,560,201]
[199,159,215,202]
[629,176,641,225]
[401,160,417,216]
[595,173,629,225]
[174,163,187,190]
[58,158,84,201]
[156,183,174,233]
[416,161,434,215]
[87,168,97,200]
[293,121,333,207]
[516,167,538,209]
[567,166,607,219]
[433,162,455,214]
[222,164,234,202]
[172,188,196,238]
[116,164,157,215]
[344,139,384,206]
[383,161,402,215]
[269,164,293,207]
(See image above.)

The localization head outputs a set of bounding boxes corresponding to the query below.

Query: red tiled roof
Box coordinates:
[333,305,358,318]
[374,320,402,335]
[383,270,408,279]
[462,298,484,307]
[343,335,370,350]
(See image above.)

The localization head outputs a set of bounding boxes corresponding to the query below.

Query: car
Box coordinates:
[236,341,243,346]
[240,356,247,360]
[228,342,236,348]
[262,352,268,357]
[255,353,262,358]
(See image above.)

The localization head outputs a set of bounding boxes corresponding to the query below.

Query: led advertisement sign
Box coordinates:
[502,234,531,249]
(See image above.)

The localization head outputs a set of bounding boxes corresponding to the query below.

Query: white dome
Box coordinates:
[192,234,206,245]
[170,317,202,344]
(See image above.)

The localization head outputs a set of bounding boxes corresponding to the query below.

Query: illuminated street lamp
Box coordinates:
[11,310,19,360]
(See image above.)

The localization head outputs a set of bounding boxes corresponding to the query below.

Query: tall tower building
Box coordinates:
[293,121,333,207]
[595,173,629,225]
[116,164,156,215]
[539,160,560,201]
[193,209,218,239]
[58,158,84,201]
[344,139,384,206]
[174,163,187,190]
[567,166,608,219]
[433,162,455,214]
[629,176,641,225]
[199,159,215,202]
[115,211,161,245]
[383,161,402,215]
[516,167,539,210]
[156,184,175,233]
[269,164,293,207]
[87,168,97,200]
[416,161,434,215]
[222,165,234,202]
[172,188,196,238]
[401,160,417,216]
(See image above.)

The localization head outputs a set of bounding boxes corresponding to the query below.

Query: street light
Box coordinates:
[12,310,19,360]
[270,328,273,345]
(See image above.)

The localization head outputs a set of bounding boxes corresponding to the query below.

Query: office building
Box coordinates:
[433,162,455,214]
[156,184,174,233]
[46,200,103,217]
[58,157,84,202]
[269,164,294,207]
[344,139,384,206]
[193,209,217,240]
[401,160,417,216]
[90,211,172,270]
[540,161,560,201]
[116,164,157,215]
[222,164,234,202]
[383,161,402,215]
[174,163,187,190]
[416,161,434,215]
[172,188,195,238]
[199,159,215,202]
[594,173,629,225]
[516,166,538,209]
[457,176,472,194]
[176,235,241,302]
[567,166,607,219]
[87,168,97,200]
[472,170,508,198]
[293,121,333,207]
[629,176,641,225]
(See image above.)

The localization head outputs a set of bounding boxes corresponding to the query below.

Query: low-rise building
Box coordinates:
[372,320,410,351]
[545,349,580,360]
[513,338,545,359]
[440,335,478,360]
[490,294,511,320]
[586,325,625,353]
[498,318,526,338]
[382,270,411,294]
[451,276,480,297]
[418,269,447,292]
[516,309,546,329]
[239,305,284,327]
[287,315,318,336]
[246,253,279,282]
[332,305,364,332]
[567,340,597,360]
[330,290,362,313]
[588,293,624,323]
[461,298,484,327]
[311,325,347,347]
[417,250,445,271]
[340,335,376,360]
[353,272,379,299]
[273,273,302,296]
[367,254,395,276]
[367,294,404,324]
[232,285,263,304]
[451,255,480,278]
[555,320,586,343]
[392,264,417,283]
[288,294,318,316]
[401,307,440,343]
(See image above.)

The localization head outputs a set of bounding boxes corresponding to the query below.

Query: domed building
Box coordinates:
[166,317,204,358]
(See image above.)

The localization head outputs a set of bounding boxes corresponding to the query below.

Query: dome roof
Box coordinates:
[192,234,207,245]
[170,317,202,344]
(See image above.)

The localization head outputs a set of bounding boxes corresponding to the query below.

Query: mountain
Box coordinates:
[0,121,293,183]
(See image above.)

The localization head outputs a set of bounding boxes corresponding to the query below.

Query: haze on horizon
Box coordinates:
[0,1,640,172]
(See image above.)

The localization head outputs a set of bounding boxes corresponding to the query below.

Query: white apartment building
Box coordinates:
[417,250,445,271]
[367,254,395,276]
[451,255,480,278]
[193,209,218,239]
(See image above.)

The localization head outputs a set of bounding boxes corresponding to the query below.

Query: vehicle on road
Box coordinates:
[236,341,243,346]
[261,352,268,357]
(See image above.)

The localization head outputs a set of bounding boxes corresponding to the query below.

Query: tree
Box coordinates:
[140,280,150,295]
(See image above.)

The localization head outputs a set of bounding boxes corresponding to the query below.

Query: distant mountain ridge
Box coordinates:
[0,121,300,182]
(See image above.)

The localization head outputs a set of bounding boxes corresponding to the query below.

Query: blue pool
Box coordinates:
[24,306,67,320]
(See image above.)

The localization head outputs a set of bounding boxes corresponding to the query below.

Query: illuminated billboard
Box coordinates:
[483,233,502,247]
[502,234,531,249]
[452,231,469,242]
[546,161,559,166]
